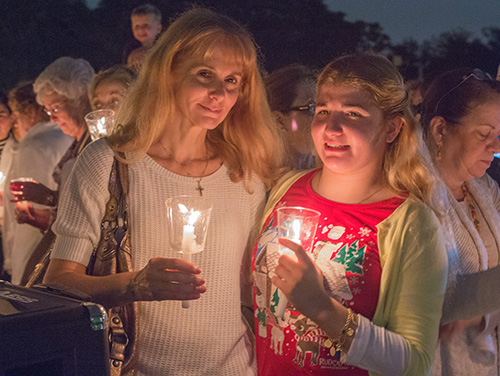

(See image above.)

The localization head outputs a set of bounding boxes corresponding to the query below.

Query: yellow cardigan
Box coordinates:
[261,170,448,376]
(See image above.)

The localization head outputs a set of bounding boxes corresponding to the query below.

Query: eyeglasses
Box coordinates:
[434,69,493,114]
[43,102,66,117]
[288,103,315,114]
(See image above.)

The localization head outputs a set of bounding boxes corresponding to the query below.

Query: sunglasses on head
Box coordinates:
[434,69,493,114]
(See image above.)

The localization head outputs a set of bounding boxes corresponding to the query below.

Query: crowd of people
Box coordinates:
[2,3,500,376]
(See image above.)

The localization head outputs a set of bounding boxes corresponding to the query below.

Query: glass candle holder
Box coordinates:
[165,195,213,308]
[270,206,320,317]
[84,109,116,141]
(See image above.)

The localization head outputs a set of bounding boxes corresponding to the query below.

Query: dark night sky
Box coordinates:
[86,0,499,44]
[324,0,500,43]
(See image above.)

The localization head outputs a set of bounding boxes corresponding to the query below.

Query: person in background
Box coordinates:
[420,68,500,375]
[487,66,500,185]
[0,93,12,160]
[0,92,11,280]
[3,82,72,285]
[43,8,283,375]
[10,56,94,235]
[253,53,448,375]
[265,64,317,169]
[19,64,133,286]
[89,65,135,112]
[0,112,31,283]
[123,3,162,73]
[406,78,425,116]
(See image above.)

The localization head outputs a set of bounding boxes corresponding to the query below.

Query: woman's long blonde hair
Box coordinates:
[108,7,283,189]
[317,53,439,208]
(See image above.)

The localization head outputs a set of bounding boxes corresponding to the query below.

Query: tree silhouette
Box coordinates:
[0,0,391,89]
[392,28,500,83]
[3,0,499,91]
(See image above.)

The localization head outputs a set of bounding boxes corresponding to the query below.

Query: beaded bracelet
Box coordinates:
[331,308,357,352]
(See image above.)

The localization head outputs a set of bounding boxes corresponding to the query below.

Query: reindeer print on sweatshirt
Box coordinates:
[252,170,405,375]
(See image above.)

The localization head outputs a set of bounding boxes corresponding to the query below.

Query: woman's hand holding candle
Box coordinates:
[128,257,206,302]
[10,179,58,206]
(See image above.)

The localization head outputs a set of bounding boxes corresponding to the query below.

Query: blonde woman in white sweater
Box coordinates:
[421,68,500,375]
[43,8,283,376]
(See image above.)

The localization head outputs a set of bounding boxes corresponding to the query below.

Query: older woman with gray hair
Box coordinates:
[9,57,94,283]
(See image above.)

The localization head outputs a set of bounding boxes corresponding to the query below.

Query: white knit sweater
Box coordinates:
[432,174,500,376]
[51,139,264,375]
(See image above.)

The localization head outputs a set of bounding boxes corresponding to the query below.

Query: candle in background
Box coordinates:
[97,117,106,136]
[84,109,116,141]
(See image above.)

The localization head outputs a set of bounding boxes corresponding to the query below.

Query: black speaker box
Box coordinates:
[0,281,109,376]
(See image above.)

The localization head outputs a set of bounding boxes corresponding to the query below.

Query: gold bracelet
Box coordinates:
[331,308,357,352]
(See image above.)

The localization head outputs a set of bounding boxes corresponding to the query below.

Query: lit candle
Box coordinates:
[276,218,301,317]
[182,224,196,259]
[280,219,301,262]
[97,117,106,135]
[274,207,321,318]
[291,219,301,243]
[179,205,201,309]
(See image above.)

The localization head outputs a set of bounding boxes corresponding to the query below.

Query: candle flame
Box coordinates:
[188,210,201,225]
[178,204,201,225]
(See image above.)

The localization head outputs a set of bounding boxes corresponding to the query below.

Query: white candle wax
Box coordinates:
[182,224,196,255]
[181,224,196,309]
[280,219,301,262]
[291,219,301,243]
[275,218,302,317]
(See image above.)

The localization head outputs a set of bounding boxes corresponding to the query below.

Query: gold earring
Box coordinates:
[436,142,442,161]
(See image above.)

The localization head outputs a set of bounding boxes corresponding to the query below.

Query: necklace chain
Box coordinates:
[194,158,209,197]
[462,183,480,234]
[356,186,385,205]
[159,141,209,197]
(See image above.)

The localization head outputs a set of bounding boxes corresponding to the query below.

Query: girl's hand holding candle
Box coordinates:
[271,207,320,317]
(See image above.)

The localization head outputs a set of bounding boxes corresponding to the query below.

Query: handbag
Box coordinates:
[86,157,138,376]
[25,156,138,376]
